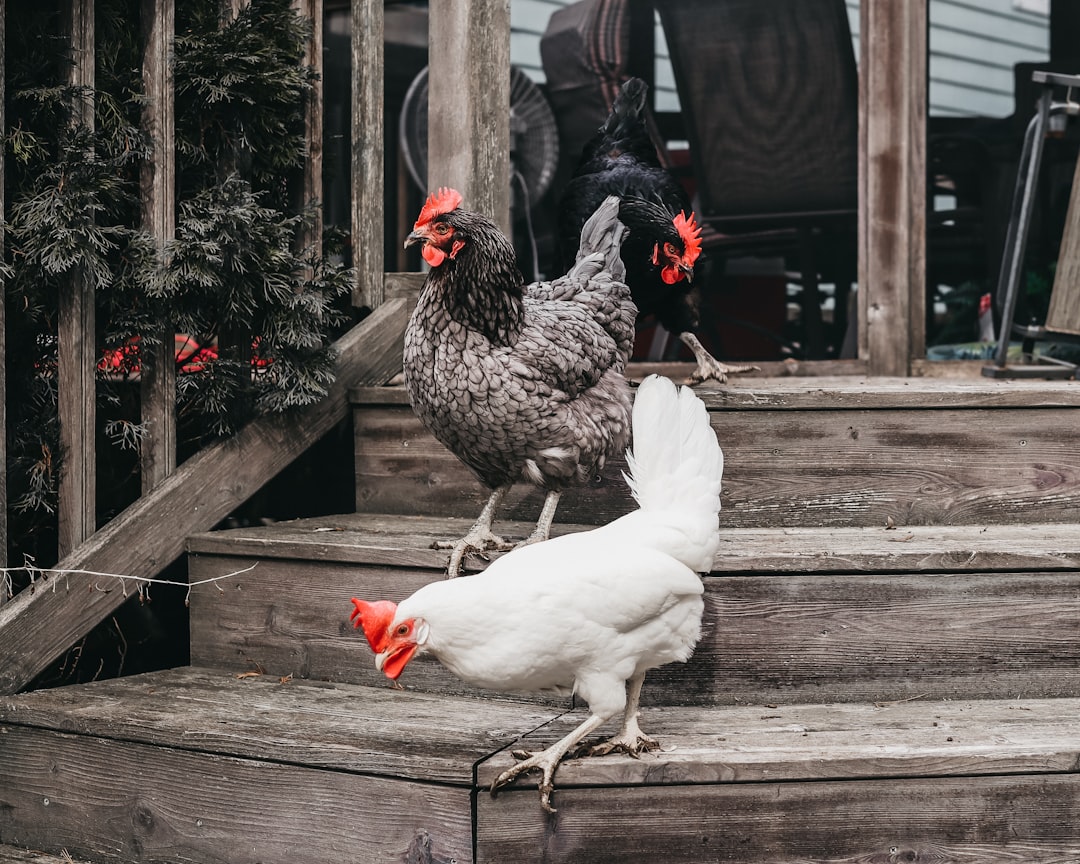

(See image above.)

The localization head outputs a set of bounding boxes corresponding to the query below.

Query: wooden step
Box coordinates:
[186,513,1080,705]
[350,377,1080,529]
[0,846,95,864]
[2,667,1079,863]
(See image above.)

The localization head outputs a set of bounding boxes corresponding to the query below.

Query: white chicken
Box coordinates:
[350,374,723,812]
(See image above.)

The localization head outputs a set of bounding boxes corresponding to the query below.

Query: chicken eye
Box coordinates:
[395,623,410,637]
[433,223,450,235]
[663,242,679,259]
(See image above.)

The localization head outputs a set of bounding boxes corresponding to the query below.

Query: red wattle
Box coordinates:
[422,245,447,267]
[660,265,682,285]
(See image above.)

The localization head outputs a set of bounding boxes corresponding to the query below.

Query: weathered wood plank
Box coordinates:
[0,298,410,695]
[187,551,572,705]
[186,513,1080,575]
[186,515,1080,703]
[351,0,383,309]
[351,400,1080,528]
[292,0,323,271]
[658,569,1080,705]
[477,775,1080,864]
[477,697,1080,788]
[0,724,473,864]
[0,847,95,864]
[57,0,97,556]
[351,376,1080,411]
[427,0,511,233]
[860,0,927,374]
[1047,150,1080,336]
[0,666,563,785]
[139,0,177,494]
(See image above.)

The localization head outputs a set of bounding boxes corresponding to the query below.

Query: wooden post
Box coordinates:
[57,0,97,555]
[427,0,511,234]
[0,0,7,577]
[859,0,926,376]
[139,0,177,494]
[293,0,323,275]
[351,0,383,310]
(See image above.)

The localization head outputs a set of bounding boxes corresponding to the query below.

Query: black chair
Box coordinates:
[983,70,1080,380]
[655,0,860,359]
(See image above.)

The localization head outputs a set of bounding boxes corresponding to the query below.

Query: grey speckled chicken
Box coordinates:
[403,189,636,578]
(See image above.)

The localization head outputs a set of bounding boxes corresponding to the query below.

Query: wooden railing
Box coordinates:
[0,0,510,690]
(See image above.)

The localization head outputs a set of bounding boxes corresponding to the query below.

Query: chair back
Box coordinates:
[656,0,859,227]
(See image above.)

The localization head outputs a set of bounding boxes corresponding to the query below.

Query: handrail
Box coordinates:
[0,295,411,695]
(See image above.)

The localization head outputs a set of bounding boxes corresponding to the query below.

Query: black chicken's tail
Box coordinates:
[601,77,649,140]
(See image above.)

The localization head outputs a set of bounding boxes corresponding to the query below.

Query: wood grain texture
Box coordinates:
[352,397,1080,528]
[1047,152,1080,336]
[187,550,572,705]
[0,666,563,785]
[0,724,473,864]
[0,299,410,695]
[860,0,927,374]
[186,512,1080,576]
[186,514,1080,703]
[57,0,96,556]
[351,0,383,309]
[477,775,1080,864]
[138,0,177,494]
[657,569,1080,705]
[427,0,511,233]
[476,696,1080,787]
[352,376,1080,411]
[0,846,95,864]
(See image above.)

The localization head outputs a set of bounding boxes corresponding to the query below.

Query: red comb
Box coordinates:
[414,187,463,229]
[350,598,398,653]
[674,211,702,264]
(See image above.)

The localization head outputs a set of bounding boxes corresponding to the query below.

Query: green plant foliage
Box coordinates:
[3,0,354,564]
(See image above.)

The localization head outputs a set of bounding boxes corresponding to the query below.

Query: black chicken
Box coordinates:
[557,77,755,384]
[403,189,636,578]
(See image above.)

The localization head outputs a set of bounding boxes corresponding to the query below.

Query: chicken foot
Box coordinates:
[579,673,659,757]
[680,332,758,384]
[435,484,515,578]
[517,490,561,547]
[491,713,606,813]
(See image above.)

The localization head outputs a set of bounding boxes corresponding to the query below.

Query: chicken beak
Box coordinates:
[404,229,427,250]
[378,643,418,680]
[679,264,694,283]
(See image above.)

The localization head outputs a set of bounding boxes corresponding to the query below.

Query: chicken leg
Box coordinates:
[435,484,515,578]
[580,673,659,757]
[680,332,758,384]
[518,490,561,547]
[490,712,606,813]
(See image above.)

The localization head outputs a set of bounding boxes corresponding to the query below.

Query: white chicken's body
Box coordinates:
[399,526,704,714]
[351,374,723,812]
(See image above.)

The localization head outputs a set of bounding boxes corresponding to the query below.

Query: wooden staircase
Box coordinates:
[3,375,1080,862]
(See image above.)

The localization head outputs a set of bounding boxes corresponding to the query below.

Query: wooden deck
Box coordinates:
[2,376,1080,862]
[3,667,1079,863]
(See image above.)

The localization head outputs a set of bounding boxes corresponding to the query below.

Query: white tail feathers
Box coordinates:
[621,375,724,571]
